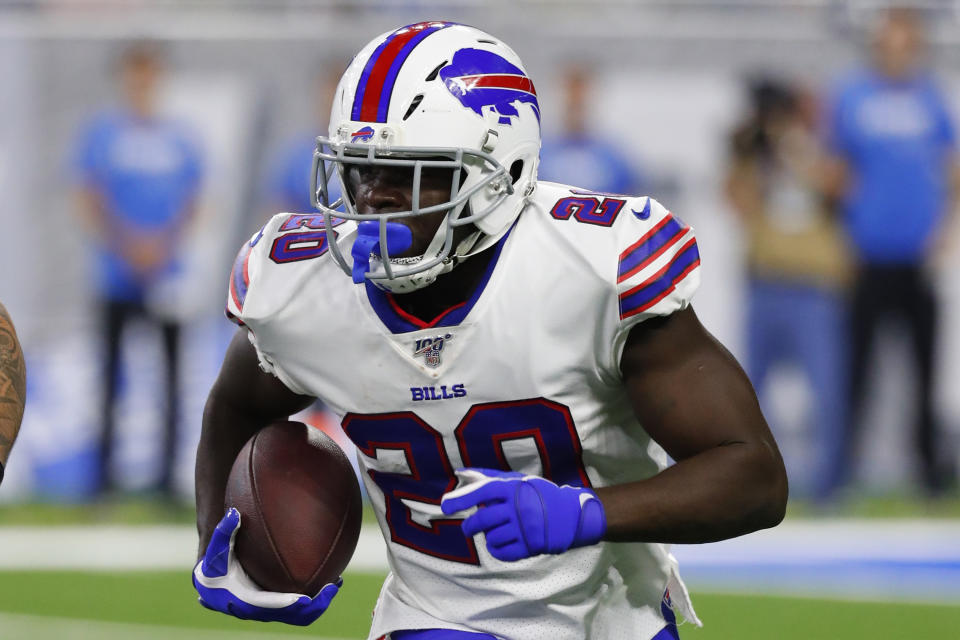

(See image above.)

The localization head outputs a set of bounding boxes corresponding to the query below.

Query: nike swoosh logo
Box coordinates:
[632,199,651,220]
[579,493,595,508]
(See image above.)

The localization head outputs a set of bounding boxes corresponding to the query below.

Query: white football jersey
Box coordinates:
[226,181,703,640]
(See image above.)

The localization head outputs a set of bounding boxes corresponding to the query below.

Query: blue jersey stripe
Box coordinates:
[619,240,700,319]
[618,216,685,281]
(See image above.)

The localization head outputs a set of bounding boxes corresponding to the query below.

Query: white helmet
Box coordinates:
[311,21,541,292]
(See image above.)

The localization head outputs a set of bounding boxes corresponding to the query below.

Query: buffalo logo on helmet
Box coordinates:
[351,126,376,142]
[439,49,540,125]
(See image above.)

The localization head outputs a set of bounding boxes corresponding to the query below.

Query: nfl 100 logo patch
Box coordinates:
[413,333,452,368]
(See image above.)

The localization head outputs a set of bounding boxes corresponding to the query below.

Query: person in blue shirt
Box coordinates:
[825,8,959,496]
[73,42,203,498]
[538,65,643,195]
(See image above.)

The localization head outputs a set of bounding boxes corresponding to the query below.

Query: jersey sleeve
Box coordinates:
[609,196,701,369]
[224,216,315,396]
[225,227,261,326]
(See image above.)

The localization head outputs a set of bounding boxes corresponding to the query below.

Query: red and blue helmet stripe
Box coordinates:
[351,21,456,123]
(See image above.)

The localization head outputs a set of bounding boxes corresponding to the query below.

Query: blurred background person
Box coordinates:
[726,78,851,502]
[72,41,204,499]
[0,300,26,488]
[538,64,644,195]
[264,65,343,215]
[824,7,959,497]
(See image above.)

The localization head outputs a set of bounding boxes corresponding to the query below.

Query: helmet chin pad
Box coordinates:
[351,221,413,284]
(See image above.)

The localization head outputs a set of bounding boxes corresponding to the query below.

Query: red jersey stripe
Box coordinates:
[386,293,468,330]
[618,215,673,261]
[619,236,698,300]
[617,227,689,284]
[621,258,701,320]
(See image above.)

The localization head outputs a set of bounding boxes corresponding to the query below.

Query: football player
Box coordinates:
[194,22,787,640]
[0,301,26,488]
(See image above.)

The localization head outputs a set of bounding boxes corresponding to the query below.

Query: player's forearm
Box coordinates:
[195,390,264,558]
[596,440,787,544]
[196,330,319,557]
[0,302,26,466]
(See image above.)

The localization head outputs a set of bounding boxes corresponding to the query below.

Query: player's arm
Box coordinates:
[0,301,26,480]
[195,329,340,624]
[195,328,315,557]
[440,306,786,559]
[598,306,787,543]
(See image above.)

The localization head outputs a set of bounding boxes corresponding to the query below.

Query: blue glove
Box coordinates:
[440,468,607,562]
[192,508,340,625]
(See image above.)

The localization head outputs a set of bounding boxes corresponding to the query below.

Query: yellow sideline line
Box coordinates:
[0,612,354,640]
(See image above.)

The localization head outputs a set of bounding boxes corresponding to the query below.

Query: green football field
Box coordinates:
[0,570,958,639]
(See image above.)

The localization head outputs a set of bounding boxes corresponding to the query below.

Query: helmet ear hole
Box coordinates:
[509,160,524,185]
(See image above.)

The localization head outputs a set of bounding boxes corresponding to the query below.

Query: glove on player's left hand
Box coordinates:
[440,468,606,562]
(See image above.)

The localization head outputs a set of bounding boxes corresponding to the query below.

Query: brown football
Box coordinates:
[224,421,362,596]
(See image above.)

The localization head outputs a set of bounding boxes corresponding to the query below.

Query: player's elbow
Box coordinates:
[748,440,789,531]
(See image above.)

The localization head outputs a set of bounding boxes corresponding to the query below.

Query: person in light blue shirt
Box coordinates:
[538,65,643,196]
[825,8,959,495]
[73,42,203,498]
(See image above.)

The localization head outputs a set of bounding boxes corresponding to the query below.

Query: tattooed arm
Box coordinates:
[0,301,26,474]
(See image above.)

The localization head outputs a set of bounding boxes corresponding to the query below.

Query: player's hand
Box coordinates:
[192,508,340,626]
[440,468,606,562]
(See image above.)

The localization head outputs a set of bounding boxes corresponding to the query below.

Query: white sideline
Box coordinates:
[672,518,960,564]
[0,612,352,640]
[0,519,958,571]
[0,524,389,571]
